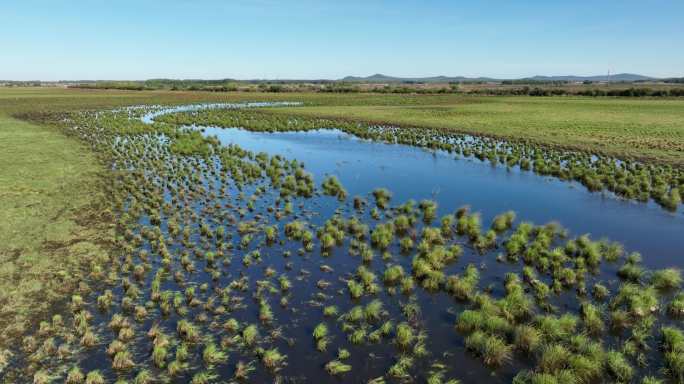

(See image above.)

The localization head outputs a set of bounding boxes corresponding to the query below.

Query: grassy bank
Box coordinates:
[0,113,108,345]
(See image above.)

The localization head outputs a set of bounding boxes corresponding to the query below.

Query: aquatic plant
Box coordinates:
[464,331,512,366]
[323,305,339,317]
[66,367,85,384]
[395,323,414,349]
[581,302,605,335]
[592,283,610,301]
[384,265,405,285]
[325,360,352,375]
[372,188,392,209]
[388,355,414,379]
[190,371,218,384]
[371,222,394,249]
[113,350,135,370]
[313,323,328,340]
[84,371,105,384]
[322,175,348,201]
[262,347,286,371]
[242,324,259,346]
[365,299,384,322]
[491,211,516,233]
[605,350,634,382]
[661,326,684,382]
[348,280,365,299]
[419,199,438,223]
[513,325,541,354]
[651,268,682,290]
[668,293,684,317]
[233,360,256,380]
[446,264,479,300]
[202,342,227,366]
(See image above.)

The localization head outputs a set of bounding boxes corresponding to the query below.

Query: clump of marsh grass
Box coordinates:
[203,342,227,366]
[617,252,644,282]
[592,283,610,301]
[371,223,394,249]
[84,370,105,384]
[534,313,578,342]
[111,348,135,372]
[581,302,605,335]
[242,324,259,346]
[348,280,365,299]
[313,322,331,351]
[325,360,352,375]
[668,292,684,317]
[491,211,516,233]
[261,347,286,371]
[651,268,682,291]
[190,371,218,384]
[464,330,512,366]
[66,367,85,384]
[661,326,684,382]
[388,355,414,379]
[611,283,658,318]
[456,211,481,240]
[395,323,414,349]
[372,188,392,209]
[152,344,168,368]
[446,264,479,301]
[399,237,414,252]
[365,299,385,322]
[538,344,571,374]
[383,265,405,285]
[33,371,53,384]
[513,324,541,354]
[605,350,634,382]
[322,175,348,201]
[133,368,154,384]
[233,360,256,381]
[419,199,438,223]
[323,305,339,317]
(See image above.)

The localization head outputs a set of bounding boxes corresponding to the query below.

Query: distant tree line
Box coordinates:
[468,86,684,97]
[64,80,684,97]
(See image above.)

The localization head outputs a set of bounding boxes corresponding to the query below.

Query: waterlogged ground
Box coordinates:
[199,126,684,269]
[7,103,684,384]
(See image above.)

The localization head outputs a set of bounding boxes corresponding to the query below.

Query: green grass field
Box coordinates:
[268,96,684,164]
[0,112,109,343]
[0,87,682,344]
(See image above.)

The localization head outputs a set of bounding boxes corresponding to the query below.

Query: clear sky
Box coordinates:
[2,0,683,80]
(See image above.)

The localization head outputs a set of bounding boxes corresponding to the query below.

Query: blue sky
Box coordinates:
[2,0,683,80]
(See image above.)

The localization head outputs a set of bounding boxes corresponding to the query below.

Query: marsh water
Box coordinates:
[134,104,683,383]
[194,126,684,269]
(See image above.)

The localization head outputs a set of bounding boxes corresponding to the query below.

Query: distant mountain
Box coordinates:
[339,73,657,83]
[340,73,499,83]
